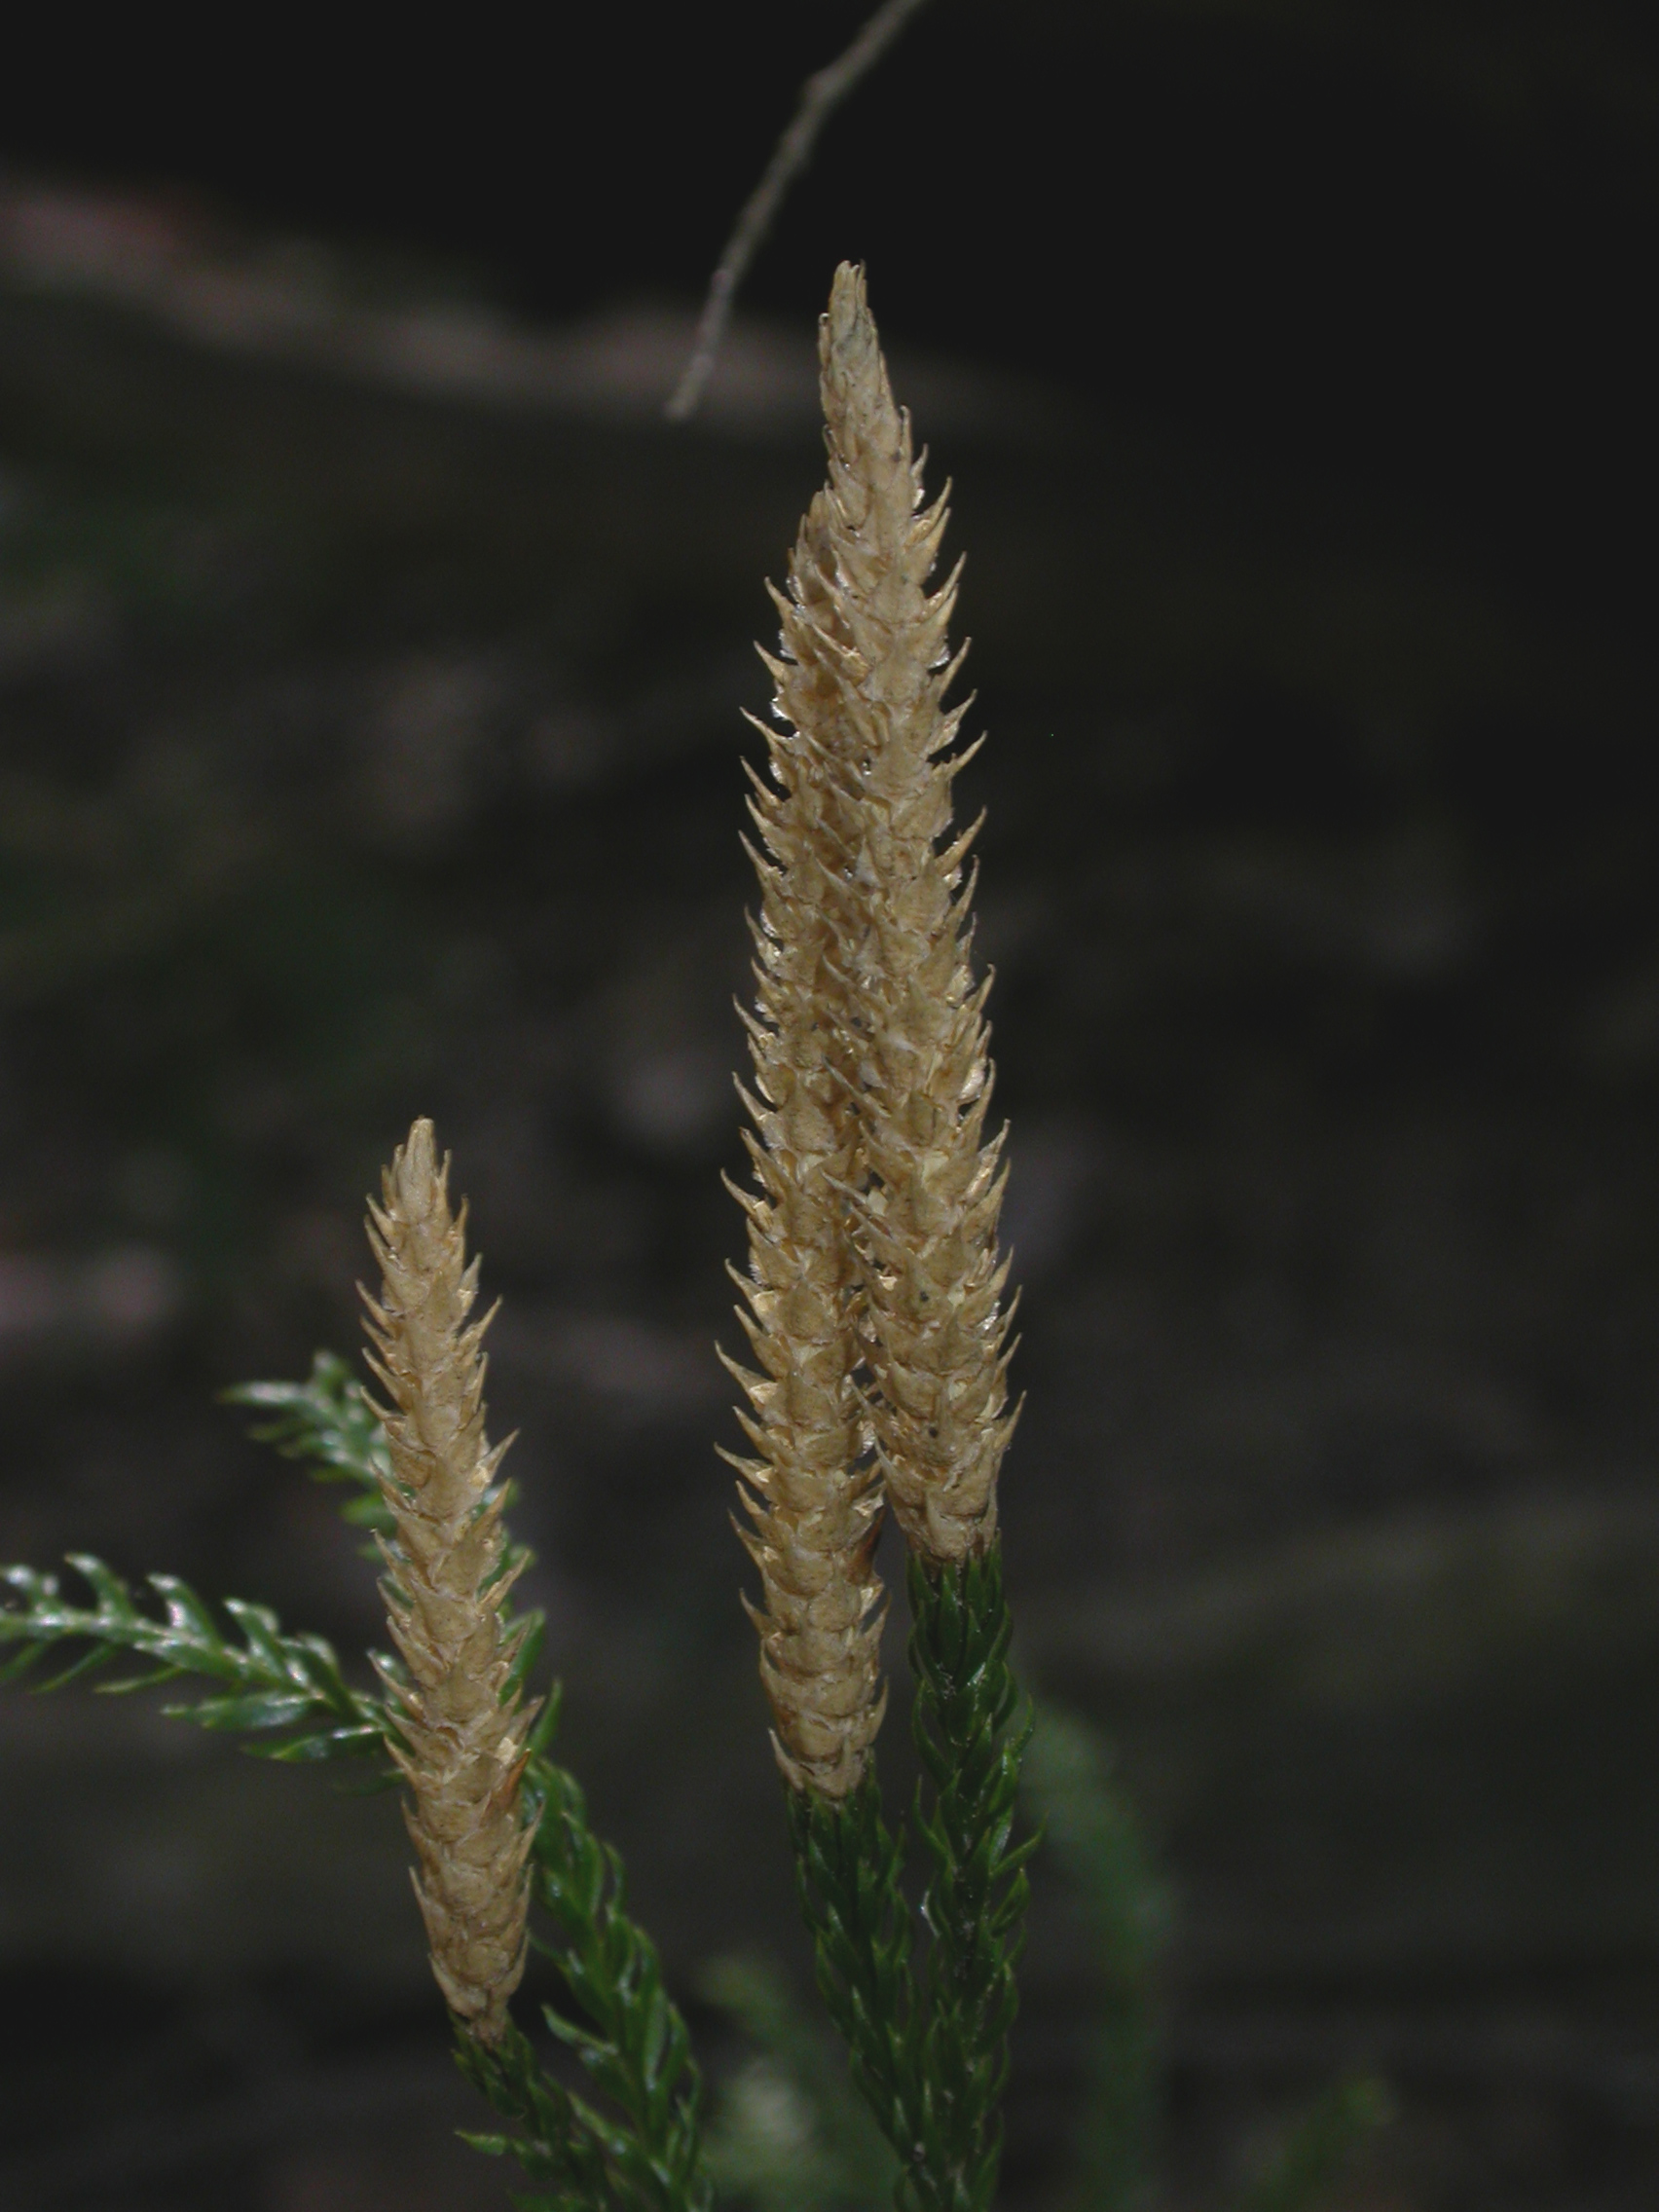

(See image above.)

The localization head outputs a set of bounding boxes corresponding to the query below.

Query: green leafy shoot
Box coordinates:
[0,1553,388,1767]
[1235,2076,1392,2212]
[1022,1704,1171,2212]
[222,1348,396,1549]
[521,1747,714,2212]
[789,1556,1037,2212]
[6,1346,707,2212]
[456,2016,638,2212]
[905,1547,1041,2212]
[787,1776,923,2211]
[225,1353,702,2207]
[702,1952,899,2212]
[443,1714,714,2212]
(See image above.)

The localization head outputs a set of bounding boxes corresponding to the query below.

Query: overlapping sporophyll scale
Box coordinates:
[727,263,1019,1800]
[361,1119,536,2046]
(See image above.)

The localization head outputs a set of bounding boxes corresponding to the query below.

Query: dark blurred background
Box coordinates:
[4,4,1659,2206]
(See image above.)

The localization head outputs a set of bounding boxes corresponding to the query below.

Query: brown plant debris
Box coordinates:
[666,0,939,422]
[361,1118,535,2045]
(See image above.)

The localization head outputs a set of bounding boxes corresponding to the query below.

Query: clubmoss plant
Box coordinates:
[0,264,1386,2212]
[3,1129,711,2212]
[724,261,1037,2212]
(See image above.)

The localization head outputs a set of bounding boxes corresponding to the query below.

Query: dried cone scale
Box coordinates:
[361,1119,535,2045]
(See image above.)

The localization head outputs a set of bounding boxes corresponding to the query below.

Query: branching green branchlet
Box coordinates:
[456,2018,619,2212]
[521,1744,714,2212]
[786,1553,1035,2212]
[0,1553,386,1761]
[0,259,1387,2212]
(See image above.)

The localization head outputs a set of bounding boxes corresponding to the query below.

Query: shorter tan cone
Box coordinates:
[361,1119,536,2045]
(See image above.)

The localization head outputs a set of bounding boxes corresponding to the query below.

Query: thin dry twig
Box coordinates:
[665,0,939,423]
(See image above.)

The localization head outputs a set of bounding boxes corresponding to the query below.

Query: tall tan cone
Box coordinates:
[810,263,1017,1566]
[361,1120,535,2044]
[722,323,894,1803]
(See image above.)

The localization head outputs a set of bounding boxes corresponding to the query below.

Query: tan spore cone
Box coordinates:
[362,1119,536,2045]
[809,264,1017,1567]
[721,319,898,1805]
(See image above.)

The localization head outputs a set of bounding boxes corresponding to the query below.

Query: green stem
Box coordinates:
[525,1737,713,2212]
[787,1778,936,2212]
[787,1548,1035,2212]
[456,2018,625,2212]
[907,1544,1038,2212]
